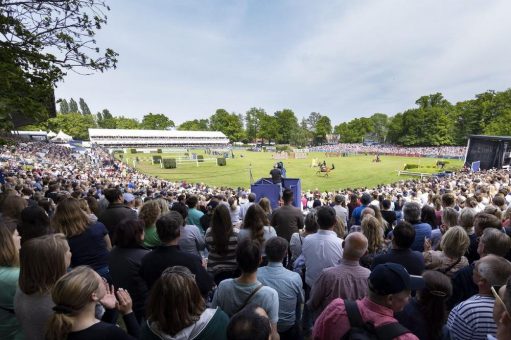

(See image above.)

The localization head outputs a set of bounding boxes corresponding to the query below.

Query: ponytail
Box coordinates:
[46,310,74,340]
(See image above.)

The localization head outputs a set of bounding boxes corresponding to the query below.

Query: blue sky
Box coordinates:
[55,0,511,126]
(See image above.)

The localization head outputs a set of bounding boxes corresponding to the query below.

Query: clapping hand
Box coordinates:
[99,278,117,310]
[423,237,432,252]
[116,288,133,315]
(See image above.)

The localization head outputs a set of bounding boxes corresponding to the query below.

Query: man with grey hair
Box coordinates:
[333,194,348,227]
[403,201,431,252]
[307,232,370,318]
[448,255,511,340]
[239,192,256,221]
[449,228,511,309]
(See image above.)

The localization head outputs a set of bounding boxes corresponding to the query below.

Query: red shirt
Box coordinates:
[313,297,418,340]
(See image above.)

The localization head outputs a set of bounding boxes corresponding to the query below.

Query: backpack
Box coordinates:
[342,300,410,340]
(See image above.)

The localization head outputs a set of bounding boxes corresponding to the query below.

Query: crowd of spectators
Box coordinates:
[0,138,510,340]
[309,143,466,158]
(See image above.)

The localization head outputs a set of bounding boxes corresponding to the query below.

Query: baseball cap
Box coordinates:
[123,193,135,203]
[369,263,424,295]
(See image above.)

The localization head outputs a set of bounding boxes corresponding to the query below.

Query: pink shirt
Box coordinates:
[313,297,419,340]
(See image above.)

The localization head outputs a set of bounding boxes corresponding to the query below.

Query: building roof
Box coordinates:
[88,128,227,138]
[469,134,511,141]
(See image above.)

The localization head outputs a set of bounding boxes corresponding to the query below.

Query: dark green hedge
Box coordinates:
[217,157,226,166]
[163,158,177,169]
[152,155,162,164]
[404,164,419,170]
[197,155,204,163]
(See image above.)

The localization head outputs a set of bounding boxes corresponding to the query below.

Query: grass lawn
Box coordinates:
[119,151,463,192]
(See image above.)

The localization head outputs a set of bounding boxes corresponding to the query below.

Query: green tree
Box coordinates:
[306,112,322,133]
[483,108,511,136]
[274,109,299,144]
[79,98,91,115]
[47,113,96,140]
[69,98,79,113]
[140,113,175,130]
[209,109,244,142]
[59,99,70,114]
[114,116,140,129]
[0,1,118,126]
[245,107,267,142]
[96,109,115,128]
[315,116,332,144]
[369,113,389,143]
[178,119,210,131]
[259,115,278,144]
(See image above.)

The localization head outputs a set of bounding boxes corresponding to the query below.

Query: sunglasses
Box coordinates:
[491,285,509,315]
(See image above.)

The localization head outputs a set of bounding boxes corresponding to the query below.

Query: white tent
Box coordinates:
[47,131,57,138]
[51,130,73,143]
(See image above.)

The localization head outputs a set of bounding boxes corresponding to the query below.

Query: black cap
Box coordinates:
[369,263,425,295]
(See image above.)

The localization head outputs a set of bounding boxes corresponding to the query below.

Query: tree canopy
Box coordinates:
[140,113,175,130]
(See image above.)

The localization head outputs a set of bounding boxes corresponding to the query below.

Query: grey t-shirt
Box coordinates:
[178,224,206,257]
[238,226,277,257]
[211,279,279,324]
[14,289,54,340]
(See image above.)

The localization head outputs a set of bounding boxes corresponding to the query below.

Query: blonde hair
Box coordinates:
[441,226,470,259]
[45,266,100,340]
[333,217,346,238]
[139,200,162,228]
[51,198,90,237]
[0,224,19,267]
[258,198,272,215]
[361,216,384,253]
[77,198,91,215]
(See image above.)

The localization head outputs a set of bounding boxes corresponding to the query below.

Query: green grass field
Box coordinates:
[119,151,463,191]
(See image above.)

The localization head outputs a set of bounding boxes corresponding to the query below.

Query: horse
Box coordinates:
[316,164,335,177]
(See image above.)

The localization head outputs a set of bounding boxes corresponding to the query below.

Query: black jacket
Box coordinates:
[98,203,137,240]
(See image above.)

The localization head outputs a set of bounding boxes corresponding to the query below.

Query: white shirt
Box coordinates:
[302,230,343,287]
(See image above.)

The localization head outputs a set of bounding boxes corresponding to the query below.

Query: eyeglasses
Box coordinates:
[162,265,196,279]
[491,285,509,315]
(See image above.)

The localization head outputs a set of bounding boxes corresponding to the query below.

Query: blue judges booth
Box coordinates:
[250,178,302,210]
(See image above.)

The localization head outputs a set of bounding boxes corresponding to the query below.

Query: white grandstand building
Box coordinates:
[88,129,229,148]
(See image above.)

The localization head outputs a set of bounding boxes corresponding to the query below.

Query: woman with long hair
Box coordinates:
[360,216,386,269]
[423,226,469,278]
[396,270,452,340]
[205,205,239,284]
[258,197,273,224]
[1,195,28,232]
[239,204,276,260]
[0,224,21,339]
[140,266,229,340]
[109,219,150,322]
[18,205,52,245]
[14,233,71,339]
[46,266,139,340]
[138,199,162,248]
[228,196,241,227]
[51,197,111,278]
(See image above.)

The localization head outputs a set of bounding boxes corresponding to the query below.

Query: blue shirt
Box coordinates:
[411,222,432,252]
[257,262,304,332]
[302,230,343,287]
[187,208,205,233]
[351,205,367,225]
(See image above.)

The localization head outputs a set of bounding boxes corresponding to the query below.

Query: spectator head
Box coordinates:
[441,207,459,229]
[316,206,337,230]
[84,196,100,216]
[368,263,424,312]
[441,193,455,208]
[484,205,503,221]
[492,278,511,338]
[171,202,188,226]
[417,271,453,340]
[474,212,502,237]
[440,226,470,259]
[1,195,28,229]
[146,266,206,337]
[492,195,506,209]
[265,237,288,263]
[478,228,511,258]
[227,303,271,340]
[304,210,319,234]
[334,195,345,205]
[258,197,272,215]
[421,205,436,229]
[282,189,293,204]
[19,233,70,295]
[403,202,422,224]
[51,197,90,237]
[123,193,135,206]
[103,188,123,204]
[0,224,20,267]
[458,208,476,232]
[361,207,375,220]
[361,216,384,253]
[19,205,51,244]
[361,193,372,206]
[156,211,182,243]
[473,255,511,290]
[139,200,162,229]
[113,219,145,248]
[186,195,198,209]
[210,205,233,255]
[236,239,261,274]
[382,199,391,210]
[46,266,104,340]
[392,220,416,249]
[248,193,257,203]
[342,232,368,261]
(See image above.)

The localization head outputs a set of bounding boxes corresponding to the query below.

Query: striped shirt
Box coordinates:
[447,295,496,340]
[205,227,239,276]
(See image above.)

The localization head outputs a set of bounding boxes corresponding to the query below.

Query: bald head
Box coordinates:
[343,232,368,260]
